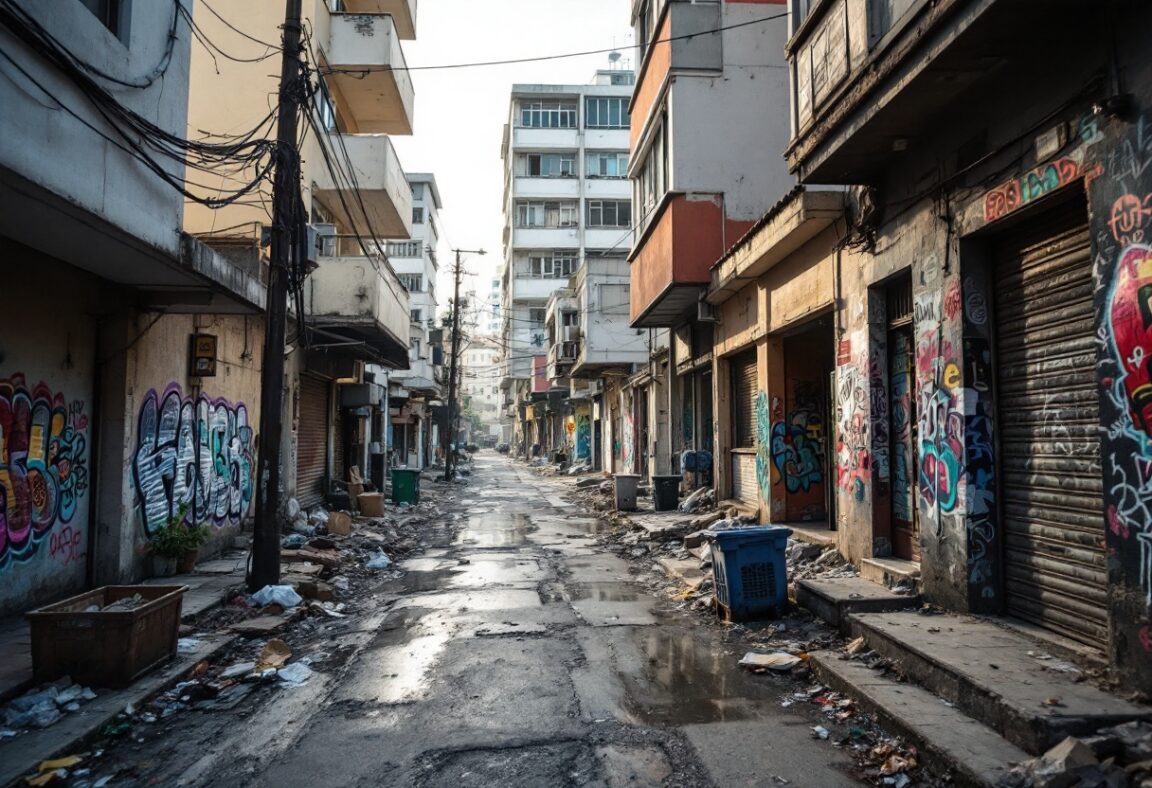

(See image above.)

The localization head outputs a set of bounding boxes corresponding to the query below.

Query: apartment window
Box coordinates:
[585,97,629,129]
[586,200,632,229]
[635,118,669,224]
[519,101,577,129]
[412,207,425,224]
[529,308,547,326]
[410,183,424,200]
[525,252,578,279]
[397,273,423,292]
[79,0,125,38]
[315,78,338,132]
[586,152,629,178]
[562,311,579,328]
[409,339,421,360]
[518,153,576,178]
[608,72,635,86]
[387,241,421,258]
[515,201,578,228]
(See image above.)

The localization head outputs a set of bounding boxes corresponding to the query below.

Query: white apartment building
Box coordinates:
[388,173,443,469]
[498,69,635,453]
[461,335,502,439]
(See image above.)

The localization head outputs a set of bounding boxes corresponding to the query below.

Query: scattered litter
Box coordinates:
[812,725,830,740]
[277,663,314,686]
[739,652,802,672]
[101,593,145,612]
[281,534,308,549]
[220,662,257,680]
[250,585,302,608]
[366,552,392,570]
[257,639,293,669]
[845,636,867,655]
[177,637,204,654]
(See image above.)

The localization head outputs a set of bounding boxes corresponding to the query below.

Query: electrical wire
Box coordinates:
[320,9,789,75]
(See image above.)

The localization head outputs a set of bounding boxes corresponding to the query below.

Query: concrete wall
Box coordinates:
[0,247,111,615]
[0,0,191,258]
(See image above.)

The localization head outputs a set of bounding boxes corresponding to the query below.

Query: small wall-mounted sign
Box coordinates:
[190,334,218,377]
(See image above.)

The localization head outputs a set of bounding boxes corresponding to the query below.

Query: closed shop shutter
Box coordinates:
[730,353,758,503]
[297,375,329,510]
[731,453,758,504]
[332,409,346,485]
[993,197,1105,648]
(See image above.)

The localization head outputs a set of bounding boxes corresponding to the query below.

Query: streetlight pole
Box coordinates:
[443,247,485,481]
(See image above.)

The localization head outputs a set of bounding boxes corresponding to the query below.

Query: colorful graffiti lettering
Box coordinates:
[834,350,870,502]
[755,392,772,499]
[889,331,915,526]
[769,388,826,496]
[575,412,591,461]
[0,374,89,571]
[133,385,255,536]
[963,335,998,602]
[984,155,1083,223]
[1106,244,1152,443]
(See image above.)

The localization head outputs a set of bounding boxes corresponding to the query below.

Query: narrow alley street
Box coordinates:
[67,455,864,788]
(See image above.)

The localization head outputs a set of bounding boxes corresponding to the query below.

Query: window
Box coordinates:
[609,72,635,86]
[79,0,124,38]
[518,153,576,178]
[561,311,579,327]
[387,241,421,258]
[410,309,423,324]
[529,308,547,326]
[586,152,629,178]
[585,97,629,129]
[315,78,338,132]
[397,273,423,292]
[515,201,578,228]
[412,207,425,224]
[635,117,669,225]
[586,200,632,228]
[519,101,577,128]
[410,183,424,200]
[409,338,422,360]
[525,251,578,279]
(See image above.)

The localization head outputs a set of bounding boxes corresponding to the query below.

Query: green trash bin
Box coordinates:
[391,468,421,505]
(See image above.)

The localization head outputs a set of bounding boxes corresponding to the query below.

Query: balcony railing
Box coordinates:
[322,12,414,134]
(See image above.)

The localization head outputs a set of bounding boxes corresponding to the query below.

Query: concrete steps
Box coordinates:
[810,650,1029,787]
[847,611,1152,754]
[794,576,920,633]
[860,556,920,593]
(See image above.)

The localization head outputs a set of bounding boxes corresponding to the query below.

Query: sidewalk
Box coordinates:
[0,550,250,786]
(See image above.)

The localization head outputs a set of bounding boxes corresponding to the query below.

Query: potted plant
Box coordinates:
[149,503,212,574]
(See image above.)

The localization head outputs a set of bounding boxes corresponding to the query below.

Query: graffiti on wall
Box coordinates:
[0,374,89,571]
[834,346,870,502]
[984,154,1085,223]
[755,392,773,500]
[769,386,826,496]
[963,336,998,600]
[889,332,915,527]
[622,407,635,473]
[133,386,254,536]
[575,412,591,460]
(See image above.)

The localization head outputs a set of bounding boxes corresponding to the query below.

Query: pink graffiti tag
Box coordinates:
[984,156,1081,223]
[48,525,83,566]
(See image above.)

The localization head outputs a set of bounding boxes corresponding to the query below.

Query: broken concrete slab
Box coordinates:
[860,556,920,589]
[655,557,707,591]
[281,548,342,569]
[848,612,1152,754]
[229,615,290,636]
[810,650,1029,787]
[795,576,920,633]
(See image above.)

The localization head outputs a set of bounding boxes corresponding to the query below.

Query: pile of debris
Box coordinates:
[1000,722,1152,787]
[2,680,98,736]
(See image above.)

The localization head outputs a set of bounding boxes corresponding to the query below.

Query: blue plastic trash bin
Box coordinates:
[708,525,792,621]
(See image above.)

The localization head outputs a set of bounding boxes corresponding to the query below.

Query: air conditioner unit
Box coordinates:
[559,341,579,361]
[697,300,719,323]
[307,223,337,264]
[562,325,581,342]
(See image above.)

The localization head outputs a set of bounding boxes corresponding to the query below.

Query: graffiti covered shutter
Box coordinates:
[297,375,329,510]
[731,353,758,503]
[993,198,1105,648]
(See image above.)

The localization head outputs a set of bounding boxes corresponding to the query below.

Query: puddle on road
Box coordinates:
[456,512,535,547]
[566,582,641,602]
[392,568,460,594]
[620,626,771,725]
[353,632,450,704]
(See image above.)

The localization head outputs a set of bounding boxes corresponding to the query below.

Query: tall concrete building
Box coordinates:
[498,68,636,455]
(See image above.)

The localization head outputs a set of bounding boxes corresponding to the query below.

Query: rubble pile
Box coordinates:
[2,681,98,736]
[999,721,1152,787]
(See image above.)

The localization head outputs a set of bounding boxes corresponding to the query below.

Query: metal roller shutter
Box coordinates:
[297,375,329,510]
[731,353,758,503]
[993,198,1105,648]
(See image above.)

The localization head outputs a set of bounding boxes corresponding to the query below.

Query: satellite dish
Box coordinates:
[608,50,622,64]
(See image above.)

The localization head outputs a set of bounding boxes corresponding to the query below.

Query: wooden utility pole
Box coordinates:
[250,0,303,591]
[443,248,484,481]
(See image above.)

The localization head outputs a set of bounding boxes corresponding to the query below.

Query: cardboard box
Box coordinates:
[327,511,353,536]
[357,492,385,517]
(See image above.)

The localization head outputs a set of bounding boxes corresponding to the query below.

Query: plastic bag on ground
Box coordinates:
[366,552,392,570]
[277,663,313,686]
[250,585,303,608]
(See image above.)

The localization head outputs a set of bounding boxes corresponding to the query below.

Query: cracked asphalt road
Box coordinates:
[110,455,868,787]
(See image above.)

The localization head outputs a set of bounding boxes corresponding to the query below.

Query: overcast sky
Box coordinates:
[389,0,634,327]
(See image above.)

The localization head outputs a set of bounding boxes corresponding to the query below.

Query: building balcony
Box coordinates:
[709,189,845,305]
[628,193,752,327]
[512,226,581,249]
[631,0,721,150]
[323,12,414,134]
[547,341,579,381]
[341,0,417,39]
[393,356,438,394]
[785,0,1082,183]
[510,127,580,150]
[512,275,572,302]
[306,252,411,368]
[512,177,580,200]
[312,134,412,239]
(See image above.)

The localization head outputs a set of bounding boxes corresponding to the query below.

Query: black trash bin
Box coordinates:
[652,474,681,512]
